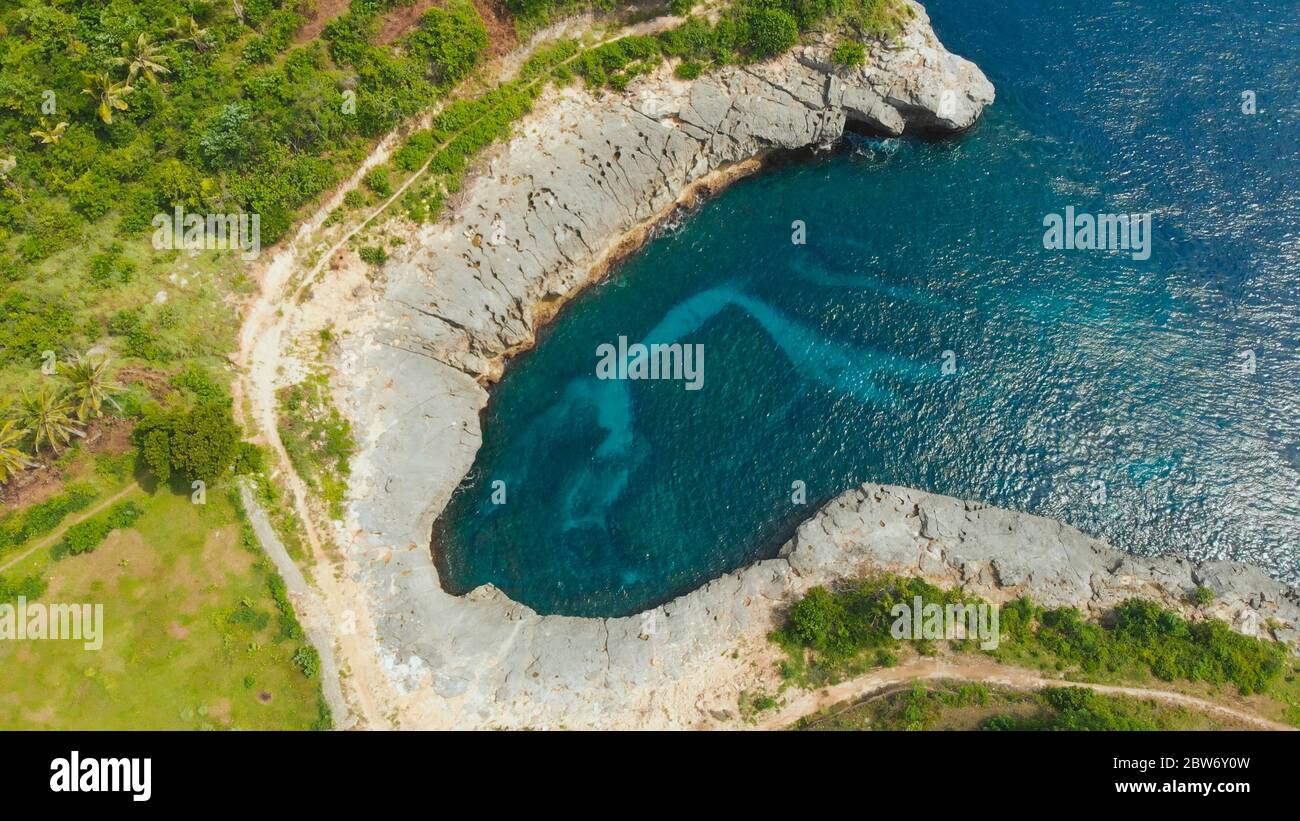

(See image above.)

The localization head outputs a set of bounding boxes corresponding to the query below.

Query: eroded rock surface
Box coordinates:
[333,6,1293,729]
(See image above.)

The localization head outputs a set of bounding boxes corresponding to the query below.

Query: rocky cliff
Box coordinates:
[330,6,1291,729]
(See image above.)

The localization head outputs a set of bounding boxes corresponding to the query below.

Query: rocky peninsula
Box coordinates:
[323,4,1295,728]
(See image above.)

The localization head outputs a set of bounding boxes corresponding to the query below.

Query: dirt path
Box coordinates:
[238,482,350,727]
[0,481,141,576]
[231,15,685,731]
[756,656,1297,731]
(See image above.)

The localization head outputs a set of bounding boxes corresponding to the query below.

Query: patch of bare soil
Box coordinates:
[44,529,157,600]
[294,0,352,45]
[82,416,134,455]
[1,417,134,511]
[2,464,67,511]
[201,525,255,578]
[118,365,172,399]
[474,0,518,57]
[375,0,444,45]
[207,697,233,726]
[374,0,516,55]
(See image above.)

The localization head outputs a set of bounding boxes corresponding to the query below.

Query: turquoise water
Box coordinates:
[436,0,1300,617]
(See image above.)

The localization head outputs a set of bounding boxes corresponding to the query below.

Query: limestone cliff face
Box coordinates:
[331,6,1285,728]
[379,1,994,382]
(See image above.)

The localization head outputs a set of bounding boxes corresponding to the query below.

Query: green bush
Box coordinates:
[743,7,799,58]
[998,596,1287,696]
[268,572,304,641]
[0,484,96,557]
[57,500,143,557]
[675,60,704,80]
[362,165,392,197]
[830,39,866,67]
[136,400,242,484]
[293,645,321,678]
[777,574,975,679]
[407,0,489,88]
[0,573,47,604]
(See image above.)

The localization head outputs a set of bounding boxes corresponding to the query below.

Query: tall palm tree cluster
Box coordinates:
[0,355,124,488]
[75,18,210,128]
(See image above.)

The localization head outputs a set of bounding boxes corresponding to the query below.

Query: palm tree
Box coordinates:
[114,34,171,84]
[81,72,134,124]
[13,385,83,456]
[61,355,123,421]
[0,419,33,487]
[29,118,68,145]
[167,16,211,51]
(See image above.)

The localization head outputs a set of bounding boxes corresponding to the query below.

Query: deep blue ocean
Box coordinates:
[436,0,1300,617]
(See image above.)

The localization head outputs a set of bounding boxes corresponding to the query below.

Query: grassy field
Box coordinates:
[0,468,325,730]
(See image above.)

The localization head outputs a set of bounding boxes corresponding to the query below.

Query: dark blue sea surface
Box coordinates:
[436,0,1300,616]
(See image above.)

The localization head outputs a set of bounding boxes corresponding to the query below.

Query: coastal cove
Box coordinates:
[325,0,1300,727]
[435,0,1300,617]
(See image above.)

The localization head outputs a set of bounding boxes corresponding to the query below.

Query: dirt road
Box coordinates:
[756,655,1297,731]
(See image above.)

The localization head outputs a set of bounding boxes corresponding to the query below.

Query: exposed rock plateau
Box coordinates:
[332,5,1293,728]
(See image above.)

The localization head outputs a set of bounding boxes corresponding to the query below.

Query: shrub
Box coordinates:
[359,246,387,266]
[293,645,321,678]
[268,573,304,641]
[362,165,391,197]
[136,400,241,484]
[57,500,143,557]
[830,39,866,67]
[407,0,489,88]
[199,103,257,170]
[0,484,96,556]
[0,573,47,604]
[675,60,704,80]
[743,7,798,58]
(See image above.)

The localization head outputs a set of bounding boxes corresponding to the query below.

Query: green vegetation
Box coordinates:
[738,689,781,721]
[0,477,327,729]
[277,372,356,520]
[0,483,96,559]
[53,499,143,557]
[556,0,911,91]
[830,39,866,67]
[996,596,1286,696]
[981,686,1202,731]
[774,574,1291,700]
[795,681,1233,731]
[0,572,47,604]
[772,574,982,685]
[136,400,241,485]
[0,0,494,440]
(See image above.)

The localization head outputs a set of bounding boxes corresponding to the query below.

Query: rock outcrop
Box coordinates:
[331,5,1293,729]
[380,4,993,381]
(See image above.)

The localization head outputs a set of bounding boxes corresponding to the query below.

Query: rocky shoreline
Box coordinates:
[330,5,1294,728]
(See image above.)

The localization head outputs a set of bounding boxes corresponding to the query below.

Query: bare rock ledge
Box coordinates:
[334,4,1294,728]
